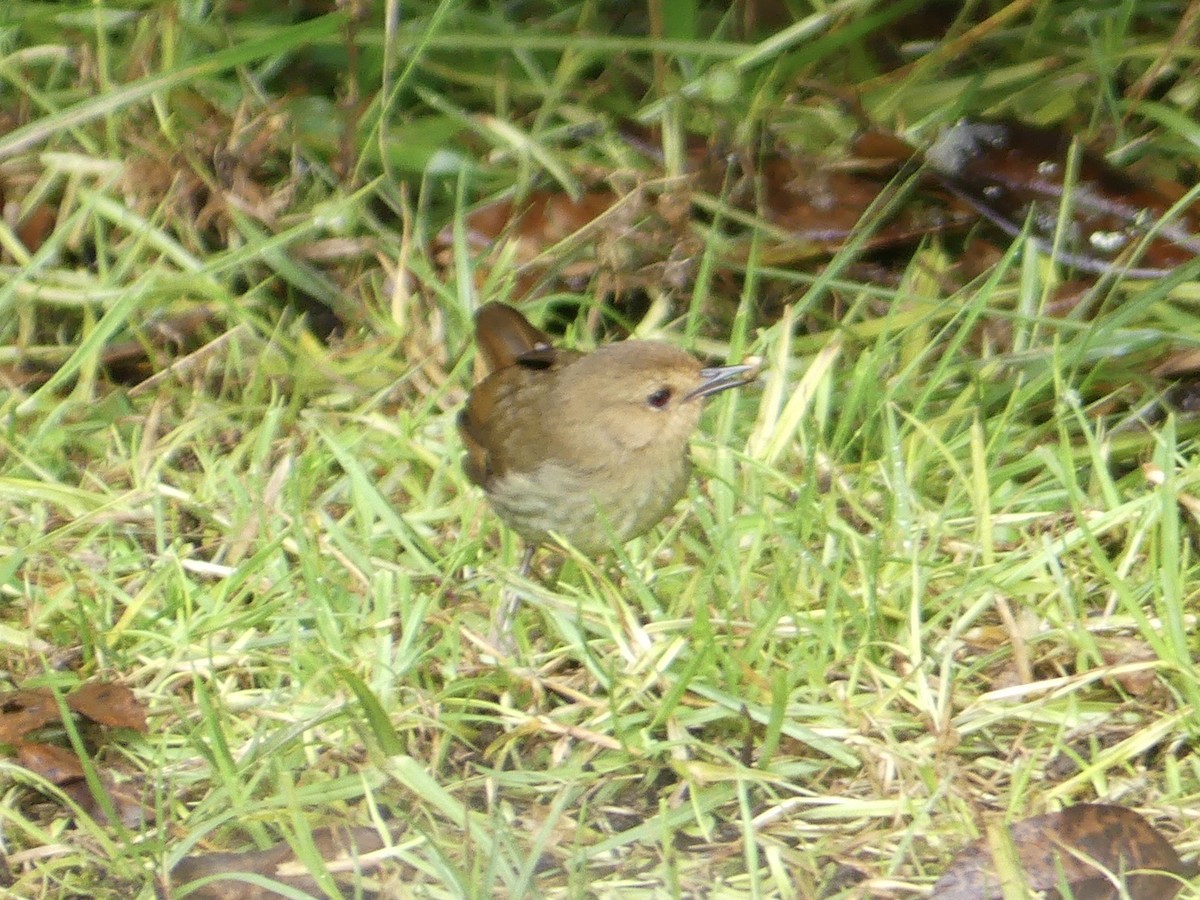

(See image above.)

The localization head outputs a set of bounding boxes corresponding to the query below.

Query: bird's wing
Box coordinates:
[458,342,584,487]
[474,303,554,372]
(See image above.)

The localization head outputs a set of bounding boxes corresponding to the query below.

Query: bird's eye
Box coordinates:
[647,388,672,409]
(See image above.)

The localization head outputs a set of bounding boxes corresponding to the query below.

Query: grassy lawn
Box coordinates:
[2,0,1200,896]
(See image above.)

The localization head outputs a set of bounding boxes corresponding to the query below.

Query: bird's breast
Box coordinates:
[484,452,691,554]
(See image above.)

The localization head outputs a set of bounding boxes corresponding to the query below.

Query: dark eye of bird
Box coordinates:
[647,388,672,409]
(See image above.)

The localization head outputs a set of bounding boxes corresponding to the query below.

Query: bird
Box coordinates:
[458,302,757,563]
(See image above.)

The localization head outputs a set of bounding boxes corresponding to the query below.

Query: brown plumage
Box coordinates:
[458,303,755,555]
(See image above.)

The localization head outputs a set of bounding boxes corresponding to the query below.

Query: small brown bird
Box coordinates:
[458,303,756,559]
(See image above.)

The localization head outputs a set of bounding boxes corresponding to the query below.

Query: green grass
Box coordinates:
[2,0,1200,896]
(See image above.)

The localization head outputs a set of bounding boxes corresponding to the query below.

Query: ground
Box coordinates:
[1,1,1199,897]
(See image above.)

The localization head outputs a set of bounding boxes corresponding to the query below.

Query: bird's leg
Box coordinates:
[490,545,536,657]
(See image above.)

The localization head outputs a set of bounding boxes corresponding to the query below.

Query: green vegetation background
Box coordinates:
[1,0,1199,896]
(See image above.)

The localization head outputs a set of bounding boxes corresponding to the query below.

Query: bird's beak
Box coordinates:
[687,362,760,401]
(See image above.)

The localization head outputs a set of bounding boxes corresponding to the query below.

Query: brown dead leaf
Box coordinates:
[59,772,151,829]
[925,119,1200,278]
[15,740,151,828]
[433,114,1200,316]
[1154,348,1200,379]
[0,681,153,828]
[67,682,147,732]
[932,804,1192,899]
[14,204,56,253]
[16,742,84,784]
[436,183,697,301]
[706,149,976,269]
[171,826,388,899]
[850,128,918,167]
[0,689,59,744]
[1096,637,1161,697]
[0,682,147,743]
[454,190,619,258]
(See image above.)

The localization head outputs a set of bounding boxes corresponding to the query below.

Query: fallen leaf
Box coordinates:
[932,804,1192,899]
[925,119,1200,278]
[761,163,970,252]
[453,190,619,257]
[59,772,151,829]
[0,681,153,828]
[0,689,59,744]
[14,204,56,253]
[67,682,148,732]
[171,826,388,899]
[16,742,84,784]
[1096,637,1161,697]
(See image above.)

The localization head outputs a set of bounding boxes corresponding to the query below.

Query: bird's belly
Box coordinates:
[485,459,688,554]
